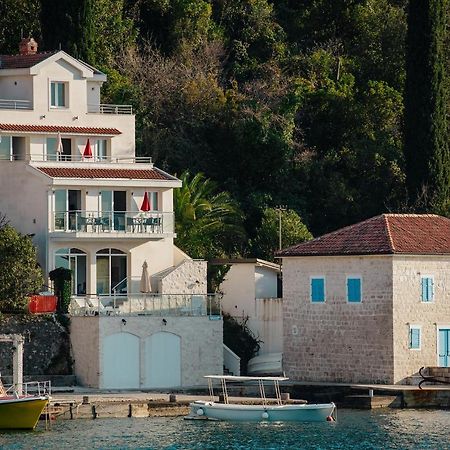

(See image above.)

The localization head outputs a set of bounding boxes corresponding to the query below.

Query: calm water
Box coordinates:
[1,409,449,449]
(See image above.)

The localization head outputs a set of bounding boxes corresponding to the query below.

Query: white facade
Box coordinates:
[0,40,223,387]
[212,259,283,354]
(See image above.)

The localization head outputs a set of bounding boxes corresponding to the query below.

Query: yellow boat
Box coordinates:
[0,395,49,429]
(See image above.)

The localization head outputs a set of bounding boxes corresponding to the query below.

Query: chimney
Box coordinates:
[19,37,38,55]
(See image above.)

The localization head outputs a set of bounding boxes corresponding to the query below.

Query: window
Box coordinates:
[55,248,86,296]
[96,248,127,295]
[147,191,159,211]
[409,325,421,350]
[50,81,66,107]
[97,139,107,160]
[421,276,434,302]
[347,277,362,303]
[0,136,11,160]
[310,277,325,302]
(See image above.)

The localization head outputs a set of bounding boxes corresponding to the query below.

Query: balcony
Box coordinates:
[0,99,32,110]
[69,293,222,317]
[50,211,174,236]
[87,104,133,115]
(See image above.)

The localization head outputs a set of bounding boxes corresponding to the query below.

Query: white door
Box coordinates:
[144,332,181,388]
[102,332,140,388]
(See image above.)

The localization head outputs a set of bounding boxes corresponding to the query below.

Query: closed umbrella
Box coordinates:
[83,138,93,158]
[56,132,63,160]
[140,192,150,212]
[140,260,151,311]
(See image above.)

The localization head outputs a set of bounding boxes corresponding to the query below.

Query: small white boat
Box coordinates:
[185,375,336,422]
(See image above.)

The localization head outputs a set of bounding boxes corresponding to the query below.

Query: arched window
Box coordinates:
[55,248,86,296]
[96,248,127,295]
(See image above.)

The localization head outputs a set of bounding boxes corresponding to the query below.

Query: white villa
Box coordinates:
[0,38,222,389]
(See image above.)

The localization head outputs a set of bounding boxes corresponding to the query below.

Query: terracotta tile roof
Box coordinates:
[36,167,173,180]
[0,52,56,69]
[277,214,450,257]
[0,124,121,135]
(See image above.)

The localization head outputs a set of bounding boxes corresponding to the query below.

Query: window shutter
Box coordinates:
[311,278,324,302]
[347,278,361,302]
[428,278,434,301]
[410,328,420,349]
[421,278,428,301]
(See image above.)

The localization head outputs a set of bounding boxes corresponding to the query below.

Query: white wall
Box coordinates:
[0,76,33,102]
[220,264,255,318]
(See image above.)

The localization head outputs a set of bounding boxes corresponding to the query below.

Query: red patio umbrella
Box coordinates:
[83,138,93,158]
[140,192,150,212]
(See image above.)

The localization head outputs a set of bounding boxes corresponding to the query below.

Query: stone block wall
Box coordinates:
[282,255,394,384]
[392,256,450,383]
[0,314,72,376]
[70,315,222,388]
[159,259,207,295]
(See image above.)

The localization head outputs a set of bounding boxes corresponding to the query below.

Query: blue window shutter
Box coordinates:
[428,278,434,301]
[410,328,420,349]
[347,278,361,302]
[421,278,428,301]
[311,278,324,302]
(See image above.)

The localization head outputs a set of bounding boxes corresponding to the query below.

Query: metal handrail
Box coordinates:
[0,99,33,110]
[69,293,221,317]
[87,104,133,115]
[51,210,172,235]
[0,154,153,164]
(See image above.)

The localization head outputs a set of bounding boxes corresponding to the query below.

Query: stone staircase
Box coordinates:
[404,367,450,386]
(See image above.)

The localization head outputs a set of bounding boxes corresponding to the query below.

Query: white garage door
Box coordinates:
[102,332,140,389]
[144,332,181,388]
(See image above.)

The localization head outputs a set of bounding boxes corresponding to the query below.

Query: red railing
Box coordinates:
[28,295,58,314]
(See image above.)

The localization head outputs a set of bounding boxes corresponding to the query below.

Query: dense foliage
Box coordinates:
[2,0,448,258]
[404,0,450,212]
[0,225,43,312]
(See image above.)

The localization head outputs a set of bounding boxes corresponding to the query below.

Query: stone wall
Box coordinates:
[392,256,450,383]
[159,259,207,295]
[282,255,394,384]
[70,315,222,388]
[0,314,72,376]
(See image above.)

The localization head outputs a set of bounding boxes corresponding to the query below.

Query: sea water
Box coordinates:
[0,409,449,449]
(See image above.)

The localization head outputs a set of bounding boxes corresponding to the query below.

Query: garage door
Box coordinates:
[144,332,181,388]
[102,332,140,389]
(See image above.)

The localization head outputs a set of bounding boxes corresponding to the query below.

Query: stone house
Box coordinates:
[277,214,450,384]
[0,38,222,389]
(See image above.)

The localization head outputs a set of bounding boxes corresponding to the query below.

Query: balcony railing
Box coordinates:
[87,104,133,115]
[69,293,222,317]
[37,154,152,163]
[50,210,174,235]
[0,98,32,110]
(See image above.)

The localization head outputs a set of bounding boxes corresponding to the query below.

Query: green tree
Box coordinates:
[404,0,450,212]
[251,208,312,261]
[0,0,41,54]
[173,171,245,259]
[0,225,43,312]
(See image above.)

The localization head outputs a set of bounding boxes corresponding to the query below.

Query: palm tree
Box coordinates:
[173,171,245,258]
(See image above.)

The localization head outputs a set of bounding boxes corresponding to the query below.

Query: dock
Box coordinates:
[45,380,450,420]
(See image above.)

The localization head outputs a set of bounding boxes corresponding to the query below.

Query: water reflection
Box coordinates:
[0,409,449,450]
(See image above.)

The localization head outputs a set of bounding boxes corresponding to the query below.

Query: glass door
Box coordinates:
[54,189,67,230]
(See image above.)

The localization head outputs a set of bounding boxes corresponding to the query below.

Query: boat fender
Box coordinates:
[196,408,204,416]
[261,412,269,420]
[326,416,335,422]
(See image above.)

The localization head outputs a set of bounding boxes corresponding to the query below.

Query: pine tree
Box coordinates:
[404,0,450,212]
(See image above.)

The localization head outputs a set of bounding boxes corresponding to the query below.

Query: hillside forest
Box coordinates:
[1,0,449,261]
